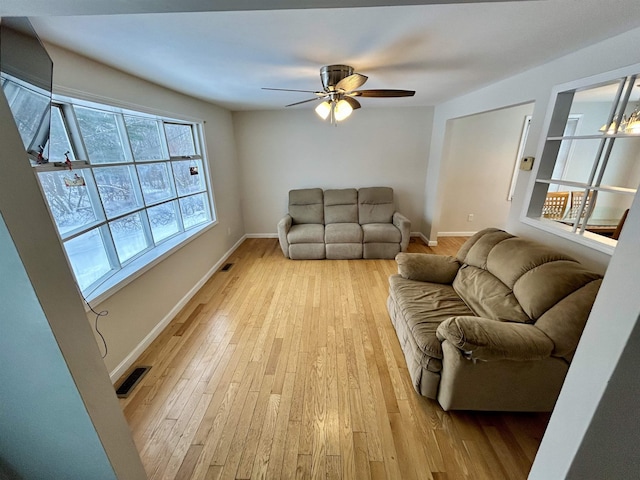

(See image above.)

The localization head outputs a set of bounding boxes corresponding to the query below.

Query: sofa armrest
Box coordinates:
[277,214,292,258]
[395,252,461,284]
[436,316,554,362]
[392,211,411,251]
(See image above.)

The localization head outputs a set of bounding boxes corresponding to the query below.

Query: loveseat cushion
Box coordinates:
[325,223,362,243]
[362,223,401,243]
[486,237,575,290]
[289,188,324,224]
[513,261,602,321]
[288,224,324,243]
[453,265,531,323]
[389,275,474,362]
[324,188,358,223]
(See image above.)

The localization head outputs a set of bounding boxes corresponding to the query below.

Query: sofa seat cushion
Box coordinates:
[389,274,474,364]
[325,223,363,244]
[362,223,401,243]
[288,224,325,243]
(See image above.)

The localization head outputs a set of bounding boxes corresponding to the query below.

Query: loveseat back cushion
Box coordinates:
[513,261,602,320]
[453,229,602,326]
[324,188,358,224]
[289,188,324,225]
[358,187,394,224]
[486,238,575,290]
[453,266,531,323]
[456,228,508,264]
[457,229,514,267]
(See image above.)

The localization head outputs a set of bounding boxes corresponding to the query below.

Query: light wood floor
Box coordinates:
[119,237,550,480]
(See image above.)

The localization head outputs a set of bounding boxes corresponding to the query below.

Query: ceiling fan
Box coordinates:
[263,64,415,124]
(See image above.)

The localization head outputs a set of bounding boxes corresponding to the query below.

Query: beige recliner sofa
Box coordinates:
[278,187,410,259]
[387,228,602,411]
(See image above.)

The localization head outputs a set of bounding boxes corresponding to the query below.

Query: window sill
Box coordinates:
[82,221,216,308]
[521,216,616,256]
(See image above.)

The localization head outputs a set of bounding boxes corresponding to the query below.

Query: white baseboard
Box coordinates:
[245,233,278,238]
[412,232,437,246]
[109,234,248,382]
[438,231,477,237]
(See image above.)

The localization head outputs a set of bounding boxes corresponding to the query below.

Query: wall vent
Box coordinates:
[221,263,234,272]
[115,366,151,398]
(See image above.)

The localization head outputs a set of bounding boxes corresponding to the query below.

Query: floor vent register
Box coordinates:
[115,366,151,398]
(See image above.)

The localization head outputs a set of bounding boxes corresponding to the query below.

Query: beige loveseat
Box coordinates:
[277,187,410,259]
[387,228,602,411]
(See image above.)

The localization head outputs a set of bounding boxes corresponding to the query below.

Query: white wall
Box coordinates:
[233,106,433,235]
[45,44,244,378]
[424,26,640,272]
[438,103,533,235]
[529,187,640,479]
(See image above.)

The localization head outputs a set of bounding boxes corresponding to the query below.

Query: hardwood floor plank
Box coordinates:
[234,375,275,479]
[120,238,549,480]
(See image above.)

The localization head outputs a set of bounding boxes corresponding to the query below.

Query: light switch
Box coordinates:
[520,156,534,171]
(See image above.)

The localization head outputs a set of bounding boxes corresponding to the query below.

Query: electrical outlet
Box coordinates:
[227,227,231,236]
[467,214,474,222]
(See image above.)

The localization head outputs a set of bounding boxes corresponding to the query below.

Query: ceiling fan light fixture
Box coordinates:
[315,100,332,120]
[334,99,353,122]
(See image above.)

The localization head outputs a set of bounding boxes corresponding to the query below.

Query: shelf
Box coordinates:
[547,134,640,141]
[535,179,637,195]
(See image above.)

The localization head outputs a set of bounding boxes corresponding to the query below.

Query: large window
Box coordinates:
[525,65,639,252]
[16,93,215,297]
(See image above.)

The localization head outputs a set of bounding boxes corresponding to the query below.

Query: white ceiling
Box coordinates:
[14,0,640,111]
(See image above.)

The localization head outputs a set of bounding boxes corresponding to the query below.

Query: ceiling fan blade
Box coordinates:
[285,97,326,107]
[351,89,415,98]
[335,73,368,92]
[263,87,324,95]
[343,96,361,110]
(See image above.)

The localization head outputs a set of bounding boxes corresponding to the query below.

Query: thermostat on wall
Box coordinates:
[520,156,534,171]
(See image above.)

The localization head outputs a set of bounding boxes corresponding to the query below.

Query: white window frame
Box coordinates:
[521,63,640,255]
[31,93,218,304]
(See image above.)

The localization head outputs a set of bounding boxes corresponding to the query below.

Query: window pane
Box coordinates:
[124,116,165,161]
[599,137,640,190]
[47,105,75,162]
[94,165,143,218]
[173,159,205,196]
[137,163,176,205]
[37,170,102,237]
[109,212,149,263]
[570,80,624,135]
[64,228,113,291]
[148,201,180,243]
[179,192,210,229]
[550,138,603,184]
[75,106,125,164]
[4,79,49,149]
[164,123,196,156]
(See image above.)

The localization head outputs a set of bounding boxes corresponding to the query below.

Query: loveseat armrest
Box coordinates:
[436,316,554,362]
[395,252,461,284]
[392,211,411,251]
[277,214,292,258]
